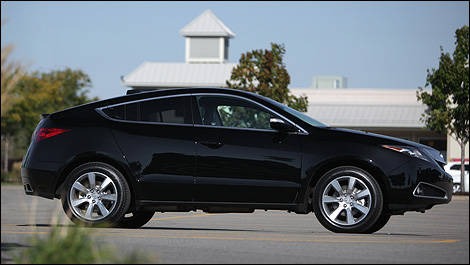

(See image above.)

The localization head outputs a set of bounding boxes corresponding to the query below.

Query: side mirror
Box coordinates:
[270,118,297,132]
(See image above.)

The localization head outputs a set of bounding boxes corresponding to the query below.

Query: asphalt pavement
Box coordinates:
[1,184,469,263]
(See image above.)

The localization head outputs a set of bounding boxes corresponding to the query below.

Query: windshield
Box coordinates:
[258,95,328,128]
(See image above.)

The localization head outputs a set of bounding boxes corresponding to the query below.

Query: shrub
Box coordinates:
[14,225,154,264]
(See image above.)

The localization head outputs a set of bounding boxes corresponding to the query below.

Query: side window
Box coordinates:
[140,96,192,124]
[102,102,140,121]
[101,96,192,125]
[452,164,469,171]
[102,105,125,120]
[195,95,277,130]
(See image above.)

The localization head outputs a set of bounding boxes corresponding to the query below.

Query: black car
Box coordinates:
[21,88,452,233]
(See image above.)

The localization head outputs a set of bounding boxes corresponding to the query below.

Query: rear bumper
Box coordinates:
[21,167,57,199]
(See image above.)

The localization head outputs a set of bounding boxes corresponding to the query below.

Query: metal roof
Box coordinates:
[122,62,237,88]
[307,104,426,128]
[180,9,236,38]
[290,88,429,128]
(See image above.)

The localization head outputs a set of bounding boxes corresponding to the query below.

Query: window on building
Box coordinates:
[189,37,220,59]
[333,80,340,88]
[224,38,229,60]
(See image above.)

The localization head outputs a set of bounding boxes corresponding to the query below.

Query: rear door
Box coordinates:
[100,95,197,201]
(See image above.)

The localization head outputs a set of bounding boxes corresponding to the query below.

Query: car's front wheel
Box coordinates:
[61,162,131,227]
[312,166,383,233]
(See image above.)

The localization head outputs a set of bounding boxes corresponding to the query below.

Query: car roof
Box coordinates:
[50,88,271,117]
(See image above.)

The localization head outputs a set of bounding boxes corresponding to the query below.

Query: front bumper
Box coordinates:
[387,159,453,214]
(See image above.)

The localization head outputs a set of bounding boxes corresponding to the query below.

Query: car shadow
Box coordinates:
[1,242,29,263]
[15,224,430,237]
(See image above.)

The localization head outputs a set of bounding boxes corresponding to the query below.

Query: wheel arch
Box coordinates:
[54,152,137,211]
[301,157,391,213]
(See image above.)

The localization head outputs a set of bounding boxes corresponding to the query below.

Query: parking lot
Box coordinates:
[1,184,469,263]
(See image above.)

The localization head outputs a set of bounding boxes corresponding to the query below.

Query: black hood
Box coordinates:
[327,127,423,147]
[326,127,445,164]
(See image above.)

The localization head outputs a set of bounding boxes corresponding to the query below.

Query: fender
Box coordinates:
[295,155,391,213]
[54,151,137,200]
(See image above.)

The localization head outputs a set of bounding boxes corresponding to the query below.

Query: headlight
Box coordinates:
[382,145,429,162]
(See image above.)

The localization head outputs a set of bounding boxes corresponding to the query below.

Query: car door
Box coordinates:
[101,95,196,201]
[192,94,303,204]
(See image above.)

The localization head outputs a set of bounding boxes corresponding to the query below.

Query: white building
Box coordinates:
[122,9,468,163]
[311,76,348,89]
[122,10,236,89]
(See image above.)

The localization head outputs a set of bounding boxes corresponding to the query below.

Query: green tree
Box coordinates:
[1,20,26,117]
[417,25,469,191]
[1,68,98,175]
[1,20,27,173]
[226,43,308,112]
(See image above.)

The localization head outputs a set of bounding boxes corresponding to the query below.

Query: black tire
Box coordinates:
[117,211,155,228]
[363,210,391,234]
[60,162,131,227]
[312,166,383,233]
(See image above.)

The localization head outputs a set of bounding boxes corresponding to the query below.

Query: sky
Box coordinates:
[1,1,469,100]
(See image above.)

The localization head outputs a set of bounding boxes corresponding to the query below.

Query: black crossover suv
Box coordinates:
[21,88,452,233]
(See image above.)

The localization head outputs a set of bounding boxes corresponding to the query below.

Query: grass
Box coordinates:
[4,181,157,264]
[14,224,156,264]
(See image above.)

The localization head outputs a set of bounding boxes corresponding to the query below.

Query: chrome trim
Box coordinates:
[194,124,279,133]
[97,93,191,110]
[412,182,448,200]
[95,92,309,135]
[270,118,285,124]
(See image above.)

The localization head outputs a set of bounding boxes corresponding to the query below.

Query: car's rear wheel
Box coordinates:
[453,183,461,193]
[312,166,383,233]
[61,162,131,227]
[117,211,155,228]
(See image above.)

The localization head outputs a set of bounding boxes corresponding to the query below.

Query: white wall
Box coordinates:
[447,134,469,162]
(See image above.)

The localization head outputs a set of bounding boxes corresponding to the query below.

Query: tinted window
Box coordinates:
[196,95,277,130]
[102,102,140,121]
[102,96,191,125]
[140,96,192,124]
[452,164,470,171]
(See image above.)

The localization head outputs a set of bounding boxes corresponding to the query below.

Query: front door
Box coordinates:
[192,95,303,203]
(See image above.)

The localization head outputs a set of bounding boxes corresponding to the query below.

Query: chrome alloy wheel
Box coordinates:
[69,172,118,221]
[321,176,372,226]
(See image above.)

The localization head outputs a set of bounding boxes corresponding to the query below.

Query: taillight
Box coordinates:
[36,128,71,142]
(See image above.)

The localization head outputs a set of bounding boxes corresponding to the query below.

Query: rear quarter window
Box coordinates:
[102,102,140,121]
[101,96,192,125]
